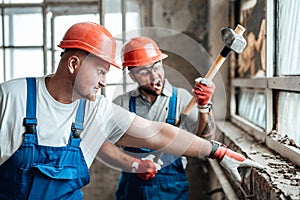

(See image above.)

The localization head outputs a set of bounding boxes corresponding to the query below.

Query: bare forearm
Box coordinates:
[197,112,216,140]
[156,123,213,158]
[98,141,134,171]
[117,116,213,158]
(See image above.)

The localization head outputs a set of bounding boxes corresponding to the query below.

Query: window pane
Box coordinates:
[0,49,3,83]
[54,15,99,50]
[235,0,266,78]
[114,39,123,67]
[277,0,300,75]
[106,85,122,101]
[126,14,139,27]
[278,92,300,146]
[0,14,2,46]
[4,7,43,46]
[104,0,122,37]
[238,89,265,128]
[46,50,53,74]
[107,66,123,84]
[5,49,44,80]
[105,13,122,37]
[125,0,140,40]
[107,40,123,84]
[103,0,141,100]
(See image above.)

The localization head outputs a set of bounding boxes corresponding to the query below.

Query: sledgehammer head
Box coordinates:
[221,27,247,54]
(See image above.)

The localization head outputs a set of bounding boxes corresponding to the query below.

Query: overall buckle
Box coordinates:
[23,118,37,134]
[71,122,83,138]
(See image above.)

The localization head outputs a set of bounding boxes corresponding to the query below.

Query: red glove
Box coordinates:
[193,77,215,107]
[131,158,157,180]
[208,141,264,182]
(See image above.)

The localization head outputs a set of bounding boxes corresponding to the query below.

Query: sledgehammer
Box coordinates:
[181,24,247,116]
[153,25,247,164]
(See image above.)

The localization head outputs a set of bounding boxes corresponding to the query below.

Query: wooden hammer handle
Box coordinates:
[154,25,246,163]
[182,24,245,115]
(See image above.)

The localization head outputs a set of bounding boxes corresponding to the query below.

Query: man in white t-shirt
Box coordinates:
[0,22,263,199]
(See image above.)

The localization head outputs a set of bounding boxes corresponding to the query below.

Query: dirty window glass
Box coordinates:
[278,92,300,146]
[238,89,265,128]
[277,0,300,75]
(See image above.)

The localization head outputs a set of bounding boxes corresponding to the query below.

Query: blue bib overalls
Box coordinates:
[116,87,189,200]
[0,78,90,200]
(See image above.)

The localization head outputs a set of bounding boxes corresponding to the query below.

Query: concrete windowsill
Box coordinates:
[214,121,300,200]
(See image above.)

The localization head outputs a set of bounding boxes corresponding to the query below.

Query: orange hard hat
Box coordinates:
[121,36,168,67]
[58,22,120,68]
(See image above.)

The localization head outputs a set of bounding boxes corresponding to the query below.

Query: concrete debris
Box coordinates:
[290,180,299,186]
[249,150,259,154]
[262,153,271,157]
[268,162,289,168]
[267,131,299,149]
[283,174,293,179]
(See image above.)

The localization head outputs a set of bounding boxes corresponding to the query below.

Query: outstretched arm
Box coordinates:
[117,116,212,158]
[117,115,263,182]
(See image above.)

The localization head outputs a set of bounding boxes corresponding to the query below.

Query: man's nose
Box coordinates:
[98,77,106,87]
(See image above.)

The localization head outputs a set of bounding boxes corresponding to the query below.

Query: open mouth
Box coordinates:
[150,79,162,90]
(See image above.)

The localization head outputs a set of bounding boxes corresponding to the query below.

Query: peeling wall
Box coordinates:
[152,0,209,47]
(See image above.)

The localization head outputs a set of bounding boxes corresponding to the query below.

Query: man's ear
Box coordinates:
[129,72,137,82]
[67,55,80,74]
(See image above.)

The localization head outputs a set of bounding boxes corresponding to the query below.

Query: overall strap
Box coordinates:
[126,87,182,168]
[129,96,136,113]
[128,96,153,153]
[129,88,178,125]
[165,87,183,169]
[23,77,38,134]
[69,100,86,146]
[166,87,177,125]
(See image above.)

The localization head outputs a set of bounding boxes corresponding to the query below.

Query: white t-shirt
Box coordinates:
[0,76,135,167]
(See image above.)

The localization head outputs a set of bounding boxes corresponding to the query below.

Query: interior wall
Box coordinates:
[151,0,210,87]
[209,0,230,122]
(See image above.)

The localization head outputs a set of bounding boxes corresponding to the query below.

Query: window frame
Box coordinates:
[102,0,142,100]
[0,0,141,101]
[230,0,300,166]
